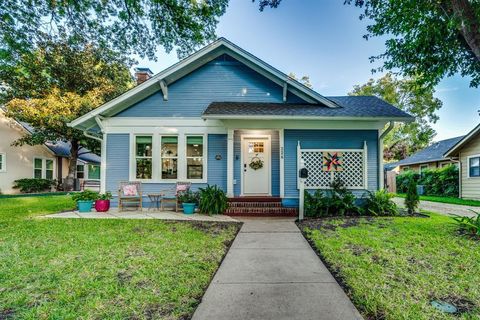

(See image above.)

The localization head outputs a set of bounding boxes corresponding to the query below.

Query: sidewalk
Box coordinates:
[192,218,363,320]
[393,198,477,217]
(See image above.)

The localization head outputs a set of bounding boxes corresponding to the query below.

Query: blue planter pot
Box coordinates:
[77,200,94,213]
[182,203,196,214]
[282,198,299,208]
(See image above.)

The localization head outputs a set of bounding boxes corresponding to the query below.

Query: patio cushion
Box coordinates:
[176,184,189,194]
[122,184,138,196]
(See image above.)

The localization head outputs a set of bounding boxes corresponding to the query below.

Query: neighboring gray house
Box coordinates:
[388,136,464,173]
[69,38,413,212]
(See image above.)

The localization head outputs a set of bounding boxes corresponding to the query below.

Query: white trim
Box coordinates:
[364,141,368,189]
[221,119,388,130]
[445,124,480,157]
[279,129,285,198]
[0,152,6,172]
[101,133,107,192]
[69,38,339,130]
[467,154,480,178]
[128,132,208,183]
[227,129,234,197]
[240,134,272,196]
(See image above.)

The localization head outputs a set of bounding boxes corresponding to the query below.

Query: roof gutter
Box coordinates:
[202,115,414,122]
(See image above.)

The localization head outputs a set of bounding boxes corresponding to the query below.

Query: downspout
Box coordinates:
[379,121,395,190]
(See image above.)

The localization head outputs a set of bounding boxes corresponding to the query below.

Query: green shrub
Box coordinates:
[405,179,419,214]
[304,178,359,217]
[71,190,99,202]
[177,190,199,204]
[363,190,398,216]
[396,165,458,197]
[451,211,480,238]
[13,178,56,193]
[198,185,228,215]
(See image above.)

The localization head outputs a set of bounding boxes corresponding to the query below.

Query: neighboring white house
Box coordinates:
[0,109,100,194]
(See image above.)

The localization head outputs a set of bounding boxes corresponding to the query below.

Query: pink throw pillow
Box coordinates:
[123,185,138,196]
[176,184,189,194]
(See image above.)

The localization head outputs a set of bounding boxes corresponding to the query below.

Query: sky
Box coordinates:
[136,0,480,141]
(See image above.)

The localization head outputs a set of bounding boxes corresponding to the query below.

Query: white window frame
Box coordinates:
[87,164,101,180]
[0,153,6,172]
[467,154,480,178]
[76,163,86,179]
[33,157,56,180]
[185,134,207,182]
[160,135,179,182]
[129,132,208,183]
[402,166,410,172]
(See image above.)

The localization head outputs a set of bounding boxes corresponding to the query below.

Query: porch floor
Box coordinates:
[43,208,238,222]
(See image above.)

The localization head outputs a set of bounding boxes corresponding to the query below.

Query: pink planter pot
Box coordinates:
[95,200,110,212]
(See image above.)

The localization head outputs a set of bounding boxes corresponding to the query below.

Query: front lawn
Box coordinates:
[0,195,240,319]
[298,214,480,320]
[396,193,480,207]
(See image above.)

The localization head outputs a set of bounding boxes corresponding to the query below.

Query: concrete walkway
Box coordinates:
[393,197,477,217]
[193,218,363,320]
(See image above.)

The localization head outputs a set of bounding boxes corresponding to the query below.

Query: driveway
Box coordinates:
[393,197,477,217]
[192,218,362,320]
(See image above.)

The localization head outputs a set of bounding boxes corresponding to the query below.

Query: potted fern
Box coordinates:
[72,190,99,213]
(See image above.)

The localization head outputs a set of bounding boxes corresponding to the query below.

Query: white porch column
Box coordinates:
[227,129,234,197]
[100,133,107,193]
[279,129,285,198]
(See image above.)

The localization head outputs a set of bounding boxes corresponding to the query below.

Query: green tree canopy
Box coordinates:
[350,73,442,161]
[256,0,480,88]
[3,37,134,190]
[1,0,228,63]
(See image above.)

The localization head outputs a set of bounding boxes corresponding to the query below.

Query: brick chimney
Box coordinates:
[134,67,153,85]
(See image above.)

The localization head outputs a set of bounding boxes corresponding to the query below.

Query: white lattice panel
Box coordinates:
[299,147,366,189]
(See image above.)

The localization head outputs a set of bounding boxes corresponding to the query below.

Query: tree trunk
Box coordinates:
[449,0,480,61]
[64,139,79,191]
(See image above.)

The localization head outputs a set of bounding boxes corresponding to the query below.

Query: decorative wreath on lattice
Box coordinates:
[249,157,264,170]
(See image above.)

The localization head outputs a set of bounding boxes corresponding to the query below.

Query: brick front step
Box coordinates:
[228,202,282,208]
[228,197,282,203]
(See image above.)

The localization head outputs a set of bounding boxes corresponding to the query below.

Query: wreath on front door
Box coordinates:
[249,157,264,170]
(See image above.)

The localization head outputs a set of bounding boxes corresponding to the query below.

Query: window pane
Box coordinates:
[76,165,84,178]
[46,169,53,180]
[187,136,203,157]
[187,158,203,179]
[136,159,152,179]
[161,136,178,157]
[471,166,480,177]
[136,136,152,157]
[34,158,43,169]
[471,157,480,168]
[0,154,3,170]
[46,160,53,170]
[161,158,177,179]
[34,169,42,179]
[88,165,100,179]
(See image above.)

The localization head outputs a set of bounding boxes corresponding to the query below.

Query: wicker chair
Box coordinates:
[118,181,143,212]
[160,182,191,212]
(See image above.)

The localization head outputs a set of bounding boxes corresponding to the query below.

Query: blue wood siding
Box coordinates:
[234,130,280,196]
[105,133,226,206]
[116,56,306,118]
[207,134,227,191]
[283,129,379,198]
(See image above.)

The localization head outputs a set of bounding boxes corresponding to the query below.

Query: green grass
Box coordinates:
[396,194,480,207]
[299,214,480,320]
[0,195,240,319]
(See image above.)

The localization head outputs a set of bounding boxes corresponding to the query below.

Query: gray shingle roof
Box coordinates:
[202,96,413,119]
[395,136,465,166]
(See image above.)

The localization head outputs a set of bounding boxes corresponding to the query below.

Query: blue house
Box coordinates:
[69,38,412,210]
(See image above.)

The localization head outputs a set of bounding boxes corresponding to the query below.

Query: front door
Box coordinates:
[242,136,271,195]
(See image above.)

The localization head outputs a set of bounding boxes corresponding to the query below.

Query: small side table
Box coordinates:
[147,193,163,211]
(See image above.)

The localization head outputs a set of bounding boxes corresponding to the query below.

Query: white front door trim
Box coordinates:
[240,134,272,196]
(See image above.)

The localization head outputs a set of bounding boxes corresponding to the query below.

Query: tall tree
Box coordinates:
[255,0,480,88]
[350,73,442,161]
[2,37,134,190]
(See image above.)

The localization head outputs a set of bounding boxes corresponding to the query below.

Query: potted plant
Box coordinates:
[72,190,99,213]
[178,190,199,214]
[198,185,228,215]
[95,192,112,212]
